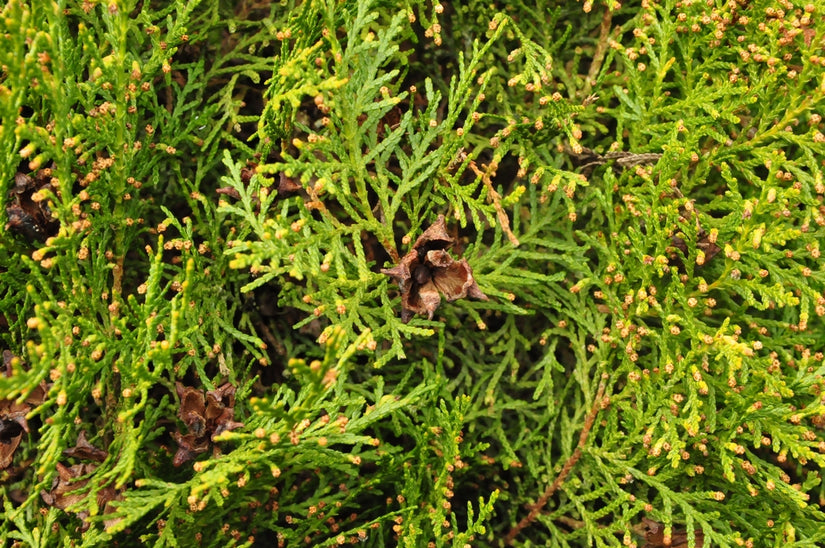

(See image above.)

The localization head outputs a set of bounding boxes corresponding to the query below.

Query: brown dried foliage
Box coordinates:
[1,351,47,470]
[5,170,60,242]
[381,215,488,322]
[172,382,243,466]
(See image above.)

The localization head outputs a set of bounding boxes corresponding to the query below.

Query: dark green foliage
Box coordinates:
[2,0,825,546]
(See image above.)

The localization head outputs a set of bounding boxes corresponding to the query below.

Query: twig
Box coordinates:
[504,374,609,545]
[469,160,520,247]
[583,5,614,98]
[566,146,662,176]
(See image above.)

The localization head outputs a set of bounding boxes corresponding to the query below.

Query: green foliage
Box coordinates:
[2,0,825,546]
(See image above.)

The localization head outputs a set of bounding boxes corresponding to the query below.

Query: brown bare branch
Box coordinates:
[469,160,520,247]
[505,374,609,545]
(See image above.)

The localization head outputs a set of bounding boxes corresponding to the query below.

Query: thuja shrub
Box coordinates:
[1,0,825,546]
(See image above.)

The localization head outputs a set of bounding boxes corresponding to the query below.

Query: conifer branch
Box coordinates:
[2,0,824,544]
[505,374,609,545]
